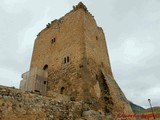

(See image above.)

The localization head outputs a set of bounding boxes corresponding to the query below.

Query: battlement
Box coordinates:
[37,2,95,37]
[73,2,88,11]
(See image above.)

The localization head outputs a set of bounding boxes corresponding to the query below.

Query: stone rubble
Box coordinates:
[0,86,115,120]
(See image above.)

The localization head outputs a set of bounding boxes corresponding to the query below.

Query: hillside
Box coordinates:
[129,101,145,113]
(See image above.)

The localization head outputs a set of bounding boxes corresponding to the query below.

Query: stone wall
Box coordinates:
[0,86,117,120]
[30,5,86,99]
[16,2,136,119]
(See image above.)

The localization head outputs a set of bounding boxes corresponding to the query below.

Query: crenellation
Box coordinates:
[73,2,88,12]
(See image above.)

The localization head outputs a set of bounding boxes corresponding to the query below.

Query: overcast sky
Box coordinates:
[0,0,160,109]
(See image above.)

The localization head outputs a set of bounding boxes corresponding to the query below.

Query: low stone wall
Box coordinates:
[0,86,82,120]
[0,86,113,120]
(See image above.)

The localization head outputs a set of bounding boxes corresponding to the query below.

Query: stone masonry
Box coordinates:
[29,2,134,115]
[1,2,136,120]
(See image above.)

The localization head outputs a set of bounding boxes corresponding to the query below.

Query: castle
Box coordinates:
[19,2,134,119]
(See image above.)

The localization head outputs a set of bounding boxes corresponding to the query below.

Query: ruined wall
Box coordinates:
[0,2,138,120]
[27,2,135,118]
[30,8,84,72]
[0,86,81,120]
[83,10,112,76]
[0,86,116,120]
[30,8,86,99]
[76,5,134,116]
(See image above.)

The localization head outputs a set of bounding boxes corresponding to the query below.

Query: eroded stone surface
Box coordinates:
[1,2,136,120]
[0,86,116,120]
[29,2,134,116]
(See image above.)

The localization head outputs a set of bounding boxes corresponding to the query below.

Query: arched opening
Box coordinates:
[64,56,70,64]
[60,87,65,94]
[43,64,48,70]
[44,81,47,84]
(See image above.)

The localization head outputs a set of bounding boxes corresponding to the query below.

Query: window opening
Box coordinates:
[67,56,69,63]
[64,56,70,64]
[43,64,48,70]
[34,90,40,92]
[79,64,83,68]
[60,87,65,94]
[96,36,98,40]
[44,81,47,84]
[64,57,66,63]
[51,38,56,44]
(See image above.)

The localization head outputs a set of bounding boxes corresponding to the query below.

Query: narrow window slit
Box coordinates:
[64,58,67,63]
[67,56,69,62]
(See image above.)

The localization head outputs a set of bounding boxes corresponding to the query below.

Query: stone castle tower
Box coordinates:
[20,2,134,116]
